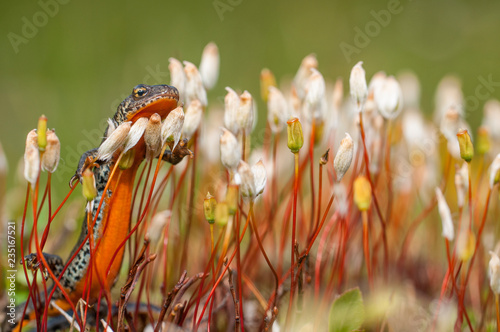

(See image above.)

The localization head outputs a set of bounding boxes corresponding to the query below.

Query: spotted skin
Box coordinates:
[24,84,191,303]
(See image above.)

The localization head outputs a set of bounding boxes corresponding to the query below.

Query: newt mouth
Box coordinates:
[128,91,179,122]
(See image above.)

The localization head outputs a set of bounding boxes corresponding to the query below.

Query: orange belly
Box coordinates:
[72,146,145,304]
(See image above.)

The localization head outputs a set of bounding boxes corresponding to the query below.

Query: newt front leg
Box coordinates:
[161,138,193,165]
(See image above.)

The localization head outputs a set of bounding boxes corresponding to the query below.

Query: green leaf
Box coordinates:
[328,287,365,332]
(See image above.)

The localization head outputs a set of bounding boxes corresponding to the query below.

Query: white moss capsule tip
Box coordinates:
[183,99,203,139]
[41,129,60,173]
[123,117,148,153]
[237,160,259,198]
[293,54,318,100]
[97,121,131,162]
[367,71,386,97]
[148,210,171,247]
[267,86,289,133]
[305,68,325,107]
[220,128,241,171]
[434,75,464,123]
[251,159,267,197]
[260,68,276,102]
[224,87,240,135]
[435,187,454,241]
[490,154,500,189]
[349,61,368,108]
[489,251,500,295]
[161,106,184,150]
[169,57,186,98]
[402,110,426,150]
[24,129,40,186]
[183,61,207,106]
[26,128,38,147]
[439,107,461,141]
[237,90,254,132]
[374,76,403,120]
[333,133,354,181]
[144,113,162,159]
[199,42,219,90]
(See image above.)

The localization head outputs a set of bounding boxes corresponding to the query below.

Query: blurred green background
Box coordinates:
[1,0,500,197]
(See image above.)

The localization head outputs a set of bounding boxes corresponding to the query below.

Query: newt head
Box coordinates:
[115,84,179,124]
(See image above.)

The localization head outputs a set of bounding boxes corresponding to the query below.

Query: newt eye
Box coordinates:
[133,86,148,98]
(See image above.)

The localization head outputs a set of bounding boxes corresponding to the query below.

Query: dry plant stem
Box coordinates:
[191,232,224,332]
[358,110,388,278]
[180,131,199,271]
[496,294,500,332]
[362,210,373,290]
[156,272,187,332]
[235,205,245,332]
[195,214,250,330]
[118,251,156,331]
[228,265,241,332]
[285,152,300,329]
[248,200,279,310]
